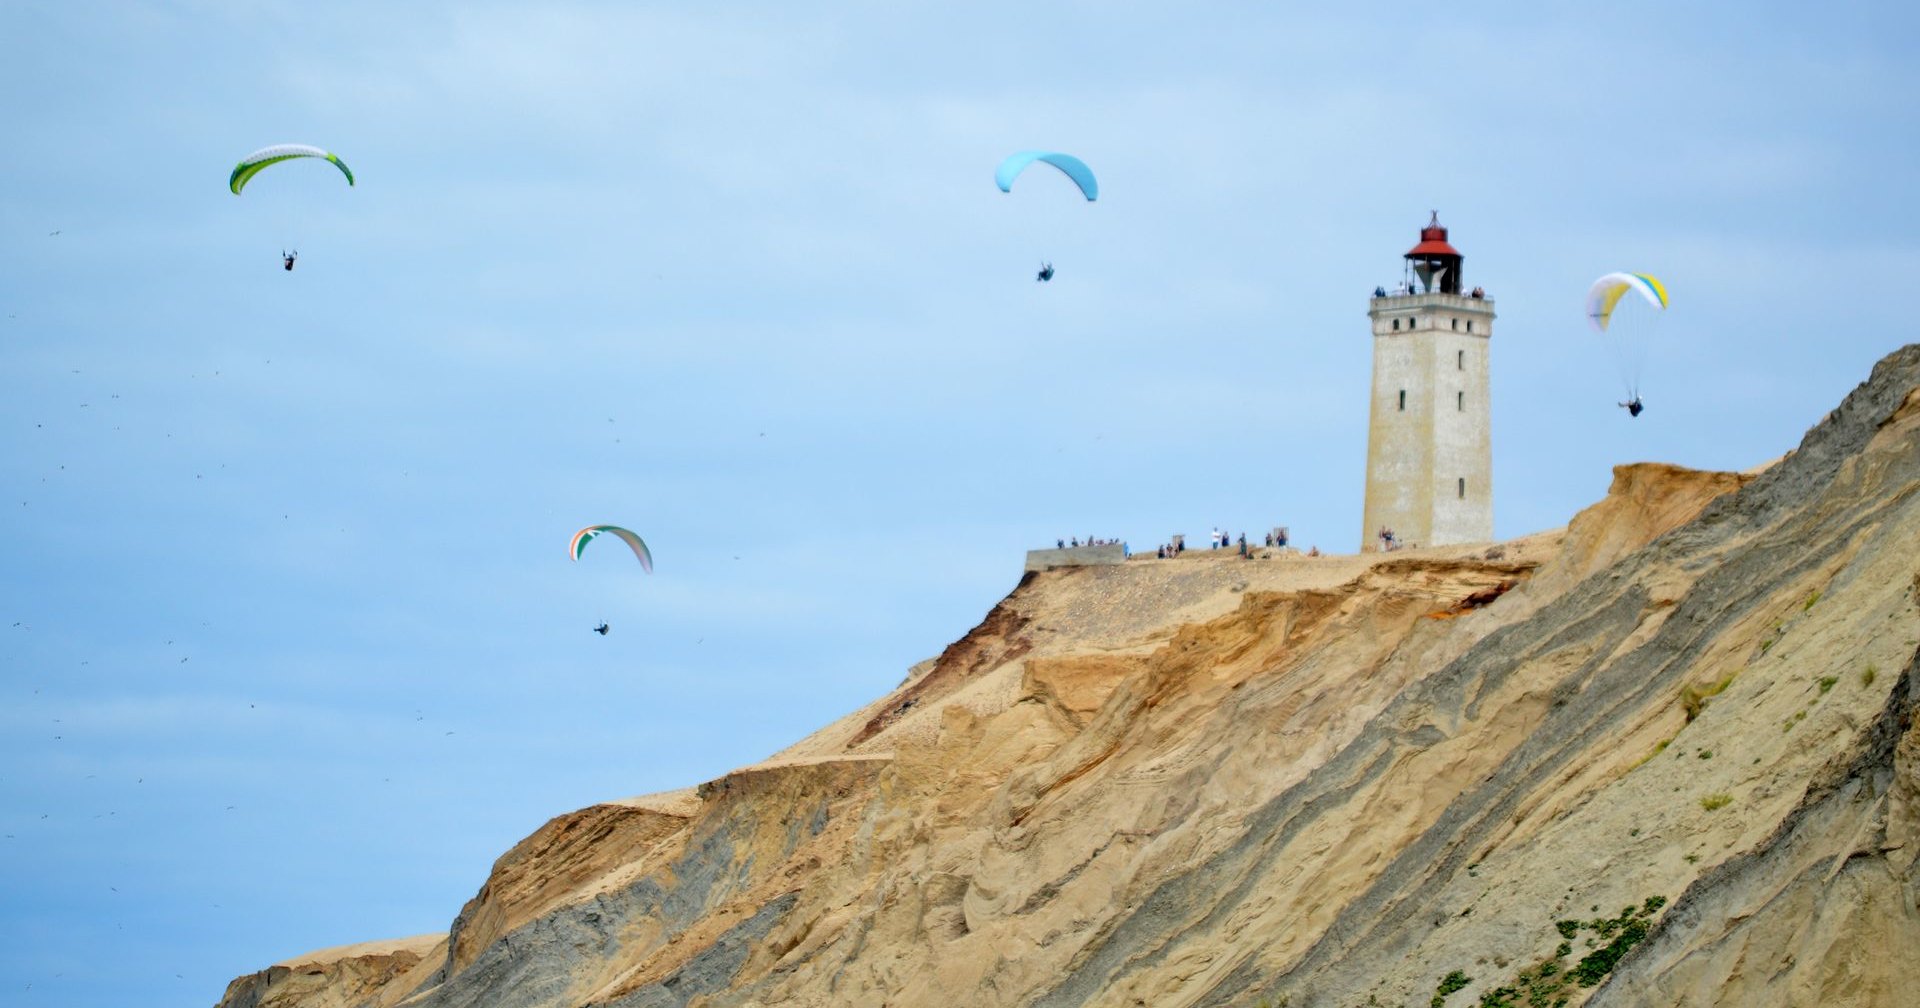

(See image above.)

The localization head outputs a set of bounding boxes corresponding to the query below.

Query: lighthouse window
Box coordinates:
[1458,477,1466,499]
[1451,318,1458,331]
[1467,320,1474,333]
[1391,319,1399,332]
[1457,390,1464,411]
[1398,390,1406,411]
[1456,350,1464,369]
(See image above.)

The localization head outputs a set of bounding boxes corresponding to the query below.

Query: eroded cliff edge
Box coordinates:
[218,345,1920,1008]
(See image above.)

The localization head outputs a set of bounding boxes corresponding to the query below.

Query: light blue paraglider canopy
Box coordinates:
[995,151,1098,201]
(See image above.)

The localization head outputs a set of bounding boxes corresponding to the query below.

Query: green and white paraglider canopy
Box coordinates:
[229,144,354,195]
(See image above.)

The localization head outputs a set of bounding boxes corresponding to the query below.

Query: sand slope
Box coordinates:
[217,346,1920,1008]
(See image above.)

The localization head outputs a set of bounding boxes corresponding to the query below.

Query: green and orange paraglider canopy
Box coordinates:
[569,525,652,573]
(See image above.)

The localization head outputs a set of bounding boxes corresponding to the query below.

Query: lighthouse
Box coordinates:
[1361,213,1495,551]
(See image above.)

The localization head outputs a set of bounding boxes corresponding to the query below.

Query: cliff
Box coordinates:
[217,345,1920,1008]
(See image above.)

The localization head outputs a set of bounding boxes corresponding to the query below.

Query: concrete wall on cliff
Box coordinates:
[1023,543,1127,572]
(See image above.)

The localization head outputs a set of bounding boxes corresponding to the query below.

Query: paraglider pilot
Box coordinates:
[593,623,610,636]
[1619,397,1644,418]
[1036,262,1054,283]
[282,250,297,271]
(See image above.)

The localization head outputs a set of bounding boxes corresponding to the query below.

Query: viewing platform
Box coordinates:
[1367,291,1495,311]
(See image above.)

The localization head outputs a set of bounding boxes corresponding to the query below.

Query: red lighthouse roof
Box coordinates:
[1405,211,1461,258]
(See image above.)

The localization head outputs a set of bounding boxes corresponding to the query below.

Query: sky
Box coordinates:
[2,3,1917,1004]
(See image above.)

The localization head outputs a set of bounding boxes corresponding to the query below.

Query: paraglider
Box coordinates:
[1585,272,1668,331]
[229,145,355,195]
[995,152,1098,201]
[593,623,610,636]
[997,151,1095,282]
[232,145,352,271]
[1585,272,1669,412]
[569,525,653,573]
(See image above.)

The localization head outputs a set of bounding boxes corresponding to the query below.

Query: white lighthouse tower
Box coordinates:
[1361,213,1494,551]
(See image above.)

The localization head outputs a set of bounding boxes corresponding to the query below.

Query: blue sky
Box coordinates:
[3,3,1916,1004]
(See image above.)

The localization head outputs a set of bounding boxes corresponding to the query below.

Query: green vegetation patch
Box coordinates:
[1679,671,1737,722]
[1700,793,1733,811]
[1569,919,1651,986]
[1469,897,1666,1007]
[1630,736,1673,770]
[1431,969,1472,1006]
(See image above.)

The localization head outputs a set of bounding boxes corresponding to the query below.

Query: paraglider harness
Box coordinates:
[1036,262,1054,283]
[1621,397,1643,418]
[282,250,297,271]
[593,622,610,635]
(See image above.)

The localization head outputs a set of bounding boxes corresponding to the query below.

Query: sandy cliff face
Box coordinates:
[218,346,1920,1008]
